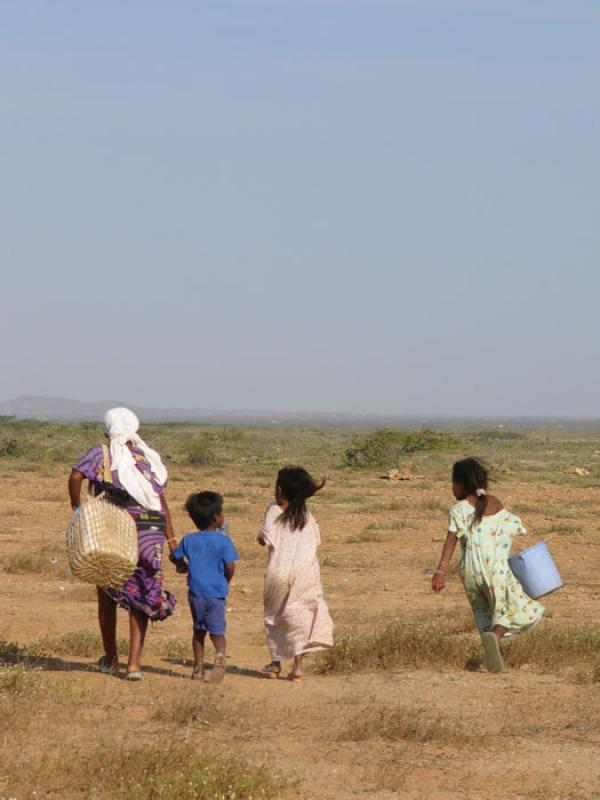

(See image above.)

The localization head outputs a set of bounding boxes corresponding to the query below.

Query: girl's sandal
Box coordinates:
[125,671,143,682]
[261,662,282,680]
[481,632,504,673]
[97,656,120,676]
[191,665,205,681]
[208,654,226,684]
[287,671,303,683]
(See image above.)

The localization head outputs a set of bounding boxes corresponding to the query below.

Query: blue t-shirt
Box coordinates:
[172,531,239,599]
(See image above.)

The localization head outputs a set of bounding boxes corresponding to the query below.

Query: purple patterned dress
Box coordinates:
[73,446,176,621]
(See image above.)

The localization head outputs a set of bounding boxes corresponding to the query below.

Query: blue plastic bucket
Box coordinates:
[509,541,562,599]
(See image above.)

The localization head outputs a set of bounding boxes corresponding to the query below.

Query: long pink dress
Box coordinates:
[259,503,334,660]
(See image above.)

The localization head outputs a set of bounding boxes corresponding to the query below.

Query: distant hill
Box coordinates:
[1,395,600,429]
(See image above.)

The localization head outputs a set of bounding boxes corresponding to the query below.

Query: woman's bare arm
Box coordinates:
[161,495,177,553]
[68,470,85,510]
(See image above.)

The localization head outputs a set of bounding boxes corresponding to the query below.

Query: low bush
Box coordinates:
[343,428,460,468]
[186,435,219,466]
[471,430,525,442]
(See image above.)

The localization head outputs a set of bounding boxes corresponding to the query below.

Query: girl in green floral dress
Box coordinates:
[432,457,544,673]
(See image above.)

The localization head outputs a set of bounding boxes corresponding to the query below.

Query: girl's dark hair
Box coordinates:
[452,457,489,528]
[185,491,223,530]
[276,466,325,532]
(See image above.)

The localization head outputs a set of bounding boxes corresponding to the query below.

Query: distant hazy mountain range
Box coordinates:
[1,395,599,429]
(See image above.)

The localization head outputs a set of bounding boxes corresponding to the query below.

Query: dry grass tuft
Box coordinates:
[5,549,70,578]
[0,664,42,695]
[345,529,391,544]
[155,636,190,659]
[152,690,226,727]
[504,625,600,669]
[316,622,476,674]
[30,742,285,800]
[26,631,129,659]
[343,705,487,746]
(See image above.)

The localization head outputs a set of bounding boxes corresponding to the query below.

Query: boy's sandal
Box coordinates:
[125,671,143,682]
[208,654,226,684]
[261,662,282,679]
[191,665,205,681]
[481,632,504,673]
[96,656,120,676]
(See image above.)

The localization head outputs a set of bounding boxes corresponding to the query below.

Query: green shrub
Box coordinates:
[0,436,22,456]
[186,436,219,465]
[342,428,460,468]
[471,430,525,442]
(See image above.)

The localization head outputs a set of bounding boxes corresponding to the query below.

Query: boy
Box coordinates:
[170,491,239,683]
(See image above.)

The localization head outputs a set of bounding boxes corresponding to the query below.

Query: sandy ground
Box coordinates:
[2,460,600,799]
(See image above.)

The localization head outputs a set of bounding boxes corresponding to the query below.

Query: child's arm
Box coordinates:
[224,562,236,583]
[257,503,278,547]
[431,532,458,593]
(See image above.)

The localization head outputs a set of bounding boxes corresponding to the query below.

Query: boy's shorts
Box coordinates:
[188,593,226,636]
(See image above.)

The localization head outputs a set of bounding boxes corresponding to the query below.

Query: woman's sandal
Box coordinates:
[481,632,504,673]
[261,662,282,680]
[208,654,226,684]
[96,656,120,676]
[125,671,143,682]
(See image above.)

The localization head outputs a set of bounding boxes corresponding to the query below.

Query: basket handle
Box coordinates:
[86,445,112,501]
[101,444,113,485]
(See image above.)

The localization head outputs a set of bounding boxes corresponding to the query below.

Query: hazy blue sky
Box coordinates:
[2,1,599,416]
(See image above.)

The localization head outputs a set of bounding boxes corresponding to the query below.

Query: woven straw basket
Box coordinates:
[66,495,138,588]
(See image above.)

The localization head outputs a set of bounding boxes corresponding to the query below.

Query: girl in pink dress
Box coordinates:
[257,466,334,681]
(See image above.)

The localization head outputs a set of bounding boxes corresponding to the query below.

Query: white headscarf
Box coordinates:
[103,407,168,512]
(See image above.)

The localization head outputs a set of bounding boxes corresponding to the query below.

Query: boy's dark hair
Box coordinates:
[276,466,325,532]
[452,457,489,528]
[185,491,223,530]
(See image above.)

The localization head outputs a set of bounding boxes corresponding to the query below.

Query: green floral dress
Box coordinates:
[448,500,545,634]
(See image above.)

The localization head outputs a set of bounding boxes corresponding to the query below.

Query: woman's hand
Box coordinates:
[168,552,188,574]
[257,536,266,547]
[432,572,446,593]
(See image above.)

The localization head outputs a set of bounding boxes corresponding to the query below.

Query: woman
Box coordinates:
[68,407,177,680]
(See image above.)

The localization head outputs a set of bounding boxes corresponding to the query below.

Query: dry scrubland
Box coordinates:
[2,420,600,799]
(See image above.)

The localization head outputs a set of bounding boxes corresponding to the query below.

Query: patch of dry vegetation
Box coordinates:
[152,689,228,727]
[343,705,487,746]
[316,622,477,674]
[5,545,70,578]
[23,742,286,800]
[317,622,600,675]
[26,630,129,658]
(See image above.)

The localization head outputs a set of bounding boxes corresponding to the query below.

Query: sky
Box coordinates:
[1,0,599,417]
